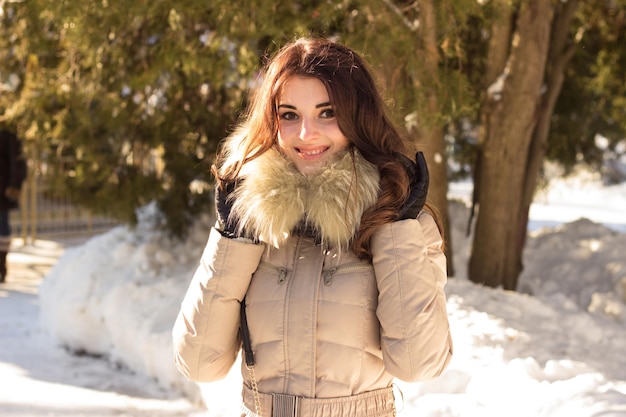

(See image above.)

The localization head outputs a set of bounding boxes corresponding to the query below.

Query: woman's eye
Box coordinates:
[280,111,298,121]
[320,108,335,119]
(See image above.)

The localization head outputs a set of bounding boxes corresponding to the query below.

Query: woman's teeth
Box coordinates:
[298,148,326,156]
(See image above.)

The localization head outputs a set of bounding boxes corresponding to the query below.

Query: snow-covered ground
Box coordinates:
[2,168,626,416]
[0,239,207,417]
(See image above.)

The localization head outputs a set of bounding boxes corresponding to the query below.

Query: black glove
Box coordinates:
[215,180,241,238]
[397,151,429,220]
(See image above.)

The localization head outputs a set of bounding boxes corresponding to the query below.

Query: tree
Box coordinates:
[469,0,553,290]
[3,0,366,237]
[334,0,482,276]
[468,0,626,290]
[4,0,258,236]
[517,0,580,281]
[547,1,626,173]
[5,0,474,247]
[3,0,624,281]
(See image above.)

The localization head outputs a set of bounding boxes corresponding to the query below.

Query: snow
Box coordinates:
[0,239,206,416]
[2,169,626,416]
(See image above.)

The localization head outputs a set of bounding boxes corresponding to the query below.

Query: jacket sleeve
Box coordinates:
[371,211,453,382]
[172,227,265,382]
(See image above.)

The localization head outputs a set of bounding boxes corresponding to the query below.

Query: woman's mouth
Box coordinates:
[296,147,329,159]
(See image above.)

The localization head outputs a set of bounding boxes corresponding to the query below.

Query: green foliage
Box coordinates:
[1,0,357,237]
[548,0,626,172]
[1,0,624,239]
[3,0,250,236]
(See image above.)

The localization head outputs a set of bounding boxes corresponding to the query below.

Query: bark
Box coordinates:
[469,0,553,290]
[471,1,514,238]
[517,0,580,272]
[483,0,514,87]
[416,0,455,276]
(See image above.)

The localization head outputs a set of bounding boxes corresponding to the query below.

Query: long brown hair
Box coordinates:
[214,37,424,259]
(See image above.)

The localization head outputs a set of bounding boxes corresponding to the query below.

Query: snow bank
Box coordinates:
[38,195,626,416]
[520,218,626,320]
[39,204,211,403]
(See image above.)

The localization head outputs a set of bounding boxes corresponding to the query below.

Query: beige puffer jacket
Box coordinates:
[173,149,453,415]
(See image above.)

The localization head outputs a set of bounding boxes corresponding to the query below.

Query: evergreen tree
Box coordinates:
[548,0,626,173]
[1,0,624,282]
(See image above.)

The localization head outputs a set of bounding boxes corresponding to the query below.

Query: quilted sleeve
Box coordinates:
[371,211,453,381]
[172,228,265,382]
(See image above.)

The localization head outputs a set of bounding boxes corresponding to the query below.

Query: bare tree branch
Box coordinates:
[380,0,419,31]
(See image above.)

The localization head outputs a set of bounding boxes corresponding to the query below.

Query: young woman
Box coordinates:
[173,37,452,417]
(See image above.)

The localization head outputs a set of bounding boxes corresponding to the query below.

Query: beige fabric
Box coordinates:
[241,385,396,417]
[172,149,452,411]
[172,228,265,381]
[371,212,453,381]
[238,213,452,398]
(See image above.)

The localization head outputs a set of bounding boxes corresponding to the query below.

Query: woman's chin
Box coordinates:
[296,162,324,176]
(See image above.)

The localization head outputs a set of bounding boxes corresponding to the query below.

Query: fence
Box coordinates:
[9,171,119,242]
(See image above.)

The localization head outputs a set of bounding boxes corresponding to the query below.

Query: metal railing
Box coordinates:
[9,172,119,242]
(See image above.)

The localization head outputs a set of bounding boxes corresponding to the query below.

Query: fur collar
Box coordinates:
[231,147,380,249]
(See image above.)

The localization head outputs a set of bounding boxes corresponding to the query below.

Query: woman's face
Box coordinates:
[276,76,350,175]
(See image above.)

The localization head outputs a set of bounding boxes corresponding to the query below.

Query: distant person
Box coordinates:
[0,128,27,283]
[173,37,452,417]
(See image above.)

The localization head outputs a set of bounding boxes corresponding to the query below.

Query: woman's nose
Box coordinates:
[299,118,318,141]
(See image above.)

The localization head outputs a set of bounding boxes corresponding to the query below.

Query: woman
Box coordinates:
[173,37,452,417]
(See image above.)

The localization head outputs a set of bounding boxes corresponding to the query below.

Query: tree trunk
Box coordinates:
[416,0,455,276]
[483,0,514,88]
[517,0,580,270]
[469,0,553,290]
[471,0,514,246]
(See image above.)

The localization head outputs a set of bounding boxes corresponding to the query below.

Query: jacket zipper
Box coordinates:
[322,262,372,286]
[257,261,289,284]
[257,260,371,286]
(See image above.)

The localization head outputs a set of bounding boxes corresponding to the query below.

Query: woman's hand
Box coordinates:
[398,152,429,220]
[215,180,241,238]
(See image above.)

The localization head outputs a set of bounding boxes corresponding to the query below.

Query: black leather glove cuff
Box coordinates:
[397,151,429,220]
[215,180,240,238]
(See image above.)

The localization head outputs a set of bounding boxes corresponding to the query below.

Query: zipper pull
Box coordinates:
[277,267,288,284]
[323,268,337,286]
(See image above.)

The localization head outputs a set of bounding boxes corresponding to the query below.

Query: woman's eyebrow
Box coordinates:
[278,102,331,109]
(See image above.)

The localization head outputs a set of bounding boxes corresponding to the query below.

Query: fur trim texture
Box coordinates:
[231,148,380,249]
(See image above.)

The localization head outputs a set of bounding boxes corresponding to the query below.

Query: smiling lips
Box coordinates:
[296,146,330,159]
